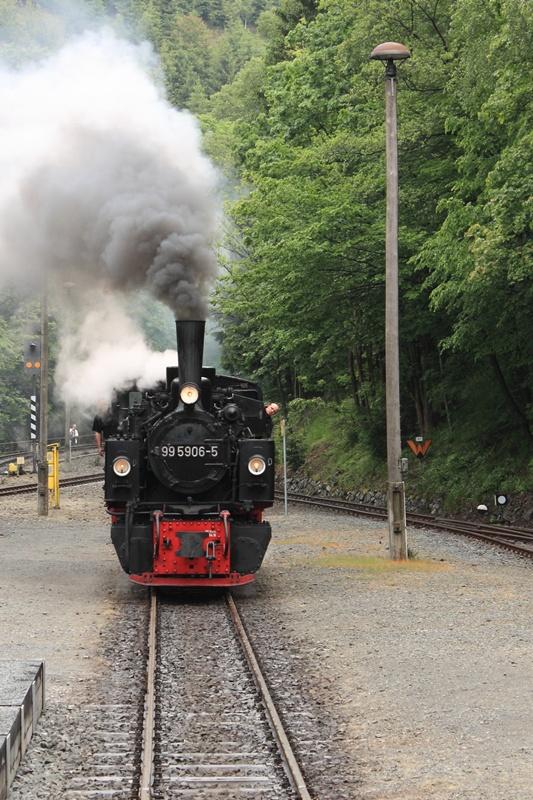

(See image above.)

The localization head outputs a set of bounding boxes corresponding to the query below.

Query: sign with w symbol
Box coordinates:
[406,439,432,458]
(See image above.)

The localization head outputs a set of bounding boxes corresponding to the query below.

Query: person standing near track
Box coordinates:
[92,404,117,457]
[69,423,79,446]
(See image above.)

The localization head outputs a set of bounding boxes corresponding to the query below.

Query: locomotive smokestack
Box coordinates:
[176,320,205,390]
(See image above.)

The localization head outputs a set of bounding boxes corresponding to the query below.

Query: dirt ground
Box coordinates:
[0,482,139,700]
[248,504,533,800]
[1,485,532,799]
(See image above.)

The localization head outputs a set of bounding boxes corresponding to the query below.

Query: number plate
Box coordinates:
[160,441,222,460]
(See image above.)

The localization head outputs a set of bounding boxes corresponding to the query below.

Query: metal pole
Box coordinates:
[65,401,71,463]
[281,418,288,516]
[384,60,407,559]
[63,282,75,464]
[38,283,49,516]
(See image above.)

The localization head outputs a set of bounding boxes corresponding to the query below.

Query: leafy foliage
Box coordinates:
[0,0,531,498]
[204,0,532,492]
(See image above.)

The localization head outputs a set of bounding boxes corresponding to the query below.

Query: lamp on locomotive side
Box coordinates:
[370,41,410,560]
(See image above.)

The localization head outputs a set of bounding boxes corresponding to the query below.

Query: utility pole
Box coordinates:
[370,41,410,559]
[38,282,49,516]
[63,281,75,464]
[65,400,71,463]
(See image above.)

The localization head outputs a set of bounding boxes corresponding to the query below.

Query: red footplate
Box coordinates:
[156,518,229,577]
[130,517,255,587]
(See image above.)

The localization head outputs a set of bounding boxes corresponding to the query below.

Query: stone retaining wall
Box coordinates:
[278,471,533,525]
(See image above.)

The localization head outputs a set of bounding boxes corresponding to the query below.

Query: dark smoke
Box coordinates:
[0,30,219,319]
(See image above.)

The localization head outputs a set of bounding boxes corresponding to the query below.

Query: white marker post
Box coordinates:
[280,418,288,516]
[30,382,38,473]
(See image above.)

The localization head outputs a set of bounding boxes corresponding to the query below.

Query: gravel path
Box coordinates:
[237,504,533,800]
[1,488,531,799]
[0,483,146,800]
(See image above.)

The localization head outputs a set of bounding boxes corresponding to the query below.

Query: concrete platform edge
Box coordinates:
[0,661,45,800]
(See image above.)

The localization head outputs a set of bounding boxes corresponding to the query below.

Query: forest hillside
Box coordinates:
[0,0,531,510]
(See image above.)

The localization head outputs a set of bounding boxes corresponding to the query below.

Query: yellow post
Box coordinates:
[47,443,60,509]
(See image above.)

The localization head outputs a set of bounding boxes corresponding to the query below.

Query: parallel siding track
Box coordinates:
[0,472,103,497]
[277,490,533,559]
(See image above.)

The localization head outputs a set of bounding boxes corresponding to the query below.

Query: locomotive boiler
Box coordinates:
[104,320,274,587]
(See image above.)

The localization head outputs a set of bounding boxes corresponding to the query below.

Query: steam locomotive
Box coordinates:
[104,320,274,587]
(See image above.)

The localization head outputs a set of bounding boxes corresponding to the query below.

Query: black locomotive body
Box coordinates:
[104,320,274,587]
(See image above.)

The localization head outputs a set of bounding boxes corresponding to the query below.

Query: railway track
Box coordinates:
[144,591,310,799]
[0,472,103,497]
[0,445,98,473]
[65,591,311,800]
[276,490,533,559]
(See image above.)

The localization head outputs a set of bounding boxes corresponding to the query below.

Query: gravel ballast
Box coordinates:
[0,485,531,798]
[238,504,533,799]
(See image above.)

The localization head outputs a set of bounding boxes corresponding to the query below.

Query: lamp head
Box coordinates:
[370,42,411,62]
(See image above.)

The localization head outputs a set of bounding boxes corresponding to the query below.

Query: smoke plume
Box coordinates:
[0,29,221,409]
[0,29,218,318]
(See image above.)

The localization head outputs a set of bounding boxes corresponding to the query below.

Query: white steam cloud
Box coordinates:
[56,293,177,407]
[0,30,220,408]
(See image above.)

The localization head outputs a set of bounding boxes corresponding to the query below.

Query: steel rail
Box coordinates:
[137,591,312,799]
[226,592,313,800]
[0,444,96,458]
[276,491,533,559]
[279,490,533,535]
[139,590,157,800]
[275,491,388,520]
[0,472,103,497]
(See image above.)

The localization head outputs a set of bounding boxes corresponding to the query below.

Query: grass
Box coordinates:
[289,402,384,489]
[284,398,533,515]
[310,553,449,573]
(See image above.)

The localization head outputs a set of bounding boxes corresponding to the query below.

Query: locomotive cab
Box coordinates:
[104,320,275,587]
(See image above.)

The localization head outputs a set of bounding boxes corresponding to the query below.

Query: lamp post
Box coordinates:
[370,41,410,560]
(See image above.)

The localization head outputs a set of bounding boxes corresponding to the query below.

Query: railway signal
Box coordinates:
[24,340,41,371]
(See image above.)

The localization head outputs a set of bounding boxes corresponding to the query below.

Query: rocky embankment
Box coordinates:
[279,472,533,526]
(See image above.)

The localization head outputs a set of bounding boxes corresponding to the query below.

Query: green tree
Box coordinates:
[160,13,216,106]
[210,19,263,89]
[213,0,458,439]
[419,0,533,439]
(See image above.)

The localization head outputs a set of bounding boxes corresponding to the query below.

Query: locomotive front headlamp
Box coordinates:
[113,457,131,477]
[248,455,266,476]
[180,384,200,405]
